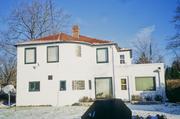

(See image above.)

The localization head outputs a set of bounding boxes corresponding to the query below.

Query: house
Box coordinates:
[16,25,165,106]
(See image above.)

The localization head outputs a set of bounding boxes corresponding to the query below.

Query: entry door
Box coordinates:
[120,77,130,101]
[95,77,113,99]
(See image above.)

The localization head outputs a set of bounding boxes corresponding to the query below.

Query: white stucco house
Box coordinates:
[16,25,165,106]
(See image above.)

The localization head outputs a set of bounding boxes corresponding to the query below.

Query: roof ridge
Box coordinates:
[26,32,112,44]
[79,34,112,42]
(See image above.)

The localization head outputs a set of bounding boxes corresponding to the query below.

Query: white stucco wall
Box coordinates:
[16,42,165,106]
[17,43,118,106]
[114,63,165,101]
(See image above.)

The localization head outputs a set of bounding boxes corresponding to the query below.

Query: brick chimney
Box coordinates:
[72,25,80,39]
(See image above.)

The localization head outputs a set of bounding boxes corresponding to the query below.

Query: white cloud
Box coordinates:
[136,25,155,41]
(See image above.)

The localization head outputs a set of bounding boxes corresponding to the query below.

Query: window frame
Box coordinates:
[121,78,127,90]
[24,47,36,64]
[96,48,109,63]
[60,80,66,91]
[89,80,92,90]
[135,76,156,91]
[72,80,85,90]
[120,55,125,64]
[94,77,113,99]
[29,81,40,92]
[47,46,59,63]
[76,45,82,57]
[48,75,53,80]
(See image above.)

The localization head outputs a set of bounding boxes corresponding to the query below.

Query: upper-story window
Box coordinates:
[76,45,81,57]
[25,47,36,64]
[96,48,109,63]
[120,55,125,64]
[47,46,59,63]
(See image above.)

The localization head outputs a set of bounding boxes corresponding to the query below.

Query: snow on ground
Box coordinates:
[0,103,179,119]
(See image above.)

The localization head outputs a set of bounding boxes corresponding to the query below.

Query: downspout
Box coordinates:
[127,76,131,101]
[111,46,116,98]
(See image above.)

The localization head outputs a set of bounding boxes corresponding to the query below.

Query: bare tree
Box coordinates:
[132,26,163,64]
[167,2,180,50]
[0,0,71,56]
[0,57,16,86]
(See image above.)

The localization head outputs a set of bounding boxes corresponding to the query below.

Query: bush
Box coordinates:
[166,79,180,102]
[154,95,163,102]
[79,96,93,102]
[144,96,153,101]
[131,95,142,101]
[132,114,167,119]
[0,92,16,103]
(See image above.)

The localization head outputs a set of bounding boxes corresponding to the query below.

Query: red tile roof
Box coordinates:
[32,33,112,44]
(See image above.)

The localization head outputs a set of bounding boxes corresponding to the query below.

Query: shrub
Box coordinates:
[131,95,142,101]
[144,96,153,101]
[72,103,80,106]
[154,95,163,102]
[166,79,180,102]
[79,96,93,102]
[156,114,167,119]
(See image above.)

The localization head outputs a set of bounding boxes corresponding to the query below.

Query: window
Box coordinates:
[89,80,92,90]
[29,81,40,92]
[48,75,53,80]
[60,81,66,91]
[96,48,108,63]
[95,77,113,99]
[76,45,81,57]
[130,50,132,58]
[121,78,127,90]
[120,55,125,64]
[47,46,59,63]
[135,77,156,91]
[72,80,85,90]
[25,48,36,64]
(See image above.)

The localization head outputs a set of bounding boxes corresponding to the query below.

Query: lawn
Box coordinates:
[0,103,179,119]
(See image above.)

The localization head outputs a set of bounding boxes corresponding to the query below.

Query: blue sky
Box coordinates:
[0,0,177,65]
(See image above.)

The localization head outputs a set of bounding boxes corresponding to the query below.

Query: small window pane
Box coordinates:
[121,79,126,84]
[29,81,40,92]
[121,78,127,90]
[47,46,59,62]
[25,48,36,64]
[135,77,156,91]
[120,55,125,59]
[120,55,125,64]
[48,75,53,80]
[89,80,92,90]
[97,48,108,63]
[76,46,81,57]
[72,80,85,90]
[121,85,127,90]
[60,81,66,91]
